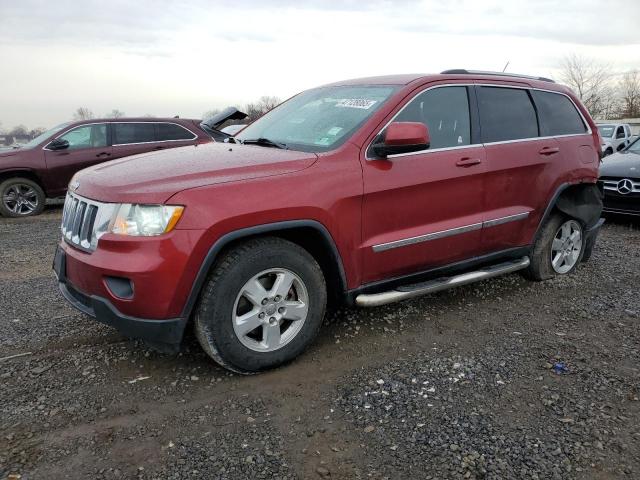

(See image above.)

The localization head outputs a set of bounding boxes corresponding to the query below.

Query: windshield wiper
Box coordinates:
[242,138,287,149]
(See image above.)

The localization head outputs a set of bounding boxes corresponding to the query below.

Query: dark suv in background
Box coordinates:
[0,118,212,217]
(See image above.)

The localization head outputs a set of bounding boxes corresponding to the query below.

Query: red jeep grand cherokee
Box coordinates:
[0,117,212,217]
[54,70,604,373]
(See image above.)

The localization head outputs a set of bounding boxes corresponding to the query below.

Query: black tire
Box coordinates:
[604,148,613,157]
[0,177,46,218]
[194,237,327,373]
[524,213,584,281]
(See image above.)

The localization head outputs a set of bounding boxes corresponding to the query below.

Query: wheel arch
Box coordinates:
[534,182,603,242]
[181,220,349,319]
[0,169,47,193]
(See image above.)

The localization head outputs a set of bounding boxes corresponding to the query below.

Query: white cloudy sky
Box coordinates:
[0,0,638,128]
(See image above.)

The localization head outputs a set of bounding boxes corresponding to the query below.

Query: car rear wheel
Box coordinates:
[0,177,45,218]
[524,213,584,281]
[194,237,327,373]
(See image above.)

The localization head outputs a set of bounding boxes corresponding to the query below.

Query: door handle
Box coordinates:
[154,146,165,150]
[95,152,111,158]
[456,157,482,167]
[538,146,560,156]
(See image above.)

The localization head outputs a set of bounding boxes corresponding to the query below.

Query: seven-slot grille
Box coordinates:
[61,193,100,251]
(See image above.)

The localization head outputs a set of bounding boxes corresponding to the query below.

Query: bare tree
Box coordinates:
[8,125,28,137]
[105,109,125,118]
[618,70,640,118]
[244,96,281,122]
[73,107,94,121]
[560,55,613,118]
[29,127,46,138]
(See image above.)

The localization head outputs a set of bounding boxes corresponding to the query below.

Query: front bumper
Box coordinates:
[59,281,188,348]
[55,246,188,349]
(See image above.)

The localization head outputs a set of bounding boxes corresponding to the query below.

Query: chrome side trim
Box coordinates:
[483,211,530,228]
[372,211,530,252]
[355,256,531,307]
[372,222,482,252]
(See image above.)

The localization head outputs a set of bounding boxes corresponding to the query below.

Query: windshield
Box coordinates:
[627,136,640,154]
[236,85,397,152]
[20,122,72,149]
[597,125,615,138]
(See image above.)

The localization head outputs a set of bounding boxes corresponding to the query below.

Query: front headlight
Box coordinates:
[111,204,184,236]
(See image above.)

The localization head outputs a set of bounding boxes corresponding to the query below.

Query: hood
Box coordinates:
[599,151,640,179]
[74,142,318,204]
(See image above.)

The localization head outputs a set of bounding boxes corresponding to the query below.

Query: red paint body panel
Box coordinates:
[58,73,602,322]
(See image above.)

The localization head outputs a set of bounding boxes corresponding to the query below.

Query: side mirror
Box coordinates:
[371,122,430,158]
[48,139,69,151]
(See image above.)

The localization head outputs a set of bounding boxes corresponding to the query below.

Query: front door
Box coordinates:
[360,85,487,284]
[44,123,111,195]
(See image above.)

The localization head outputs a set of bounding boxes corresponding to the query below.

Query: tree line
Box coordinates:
[560,54,640,119]
[3,64,639,141]
[1,95,282,142]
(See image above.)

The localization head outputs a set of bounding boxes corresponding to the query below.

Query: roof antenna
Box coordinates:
[502,61,510,72]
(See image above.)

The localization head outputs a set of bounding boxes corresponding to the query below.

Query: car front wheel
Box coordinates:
[0,177,46,217]
[194,237,327,373]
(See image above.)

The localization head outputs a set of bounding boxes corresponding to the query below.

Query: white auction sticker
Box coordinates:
[335,99,377,109]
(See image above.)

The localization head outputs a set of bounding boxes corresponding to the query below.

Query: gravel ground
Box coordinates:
[1,205,639,479]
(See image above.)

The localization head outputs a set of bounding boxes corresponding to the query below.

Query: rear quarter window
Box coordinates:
[477,87,538,143]
[532,90,587,136]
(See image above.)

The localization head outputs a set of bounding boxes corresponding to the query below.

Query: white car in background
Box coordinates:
[220,124,247,136]
[598,123,633,156]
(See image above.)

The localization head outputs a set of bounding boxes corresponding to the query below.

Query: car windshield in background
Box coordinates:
[598,125,615,138]
[20,122,72,149]
[235,85,397,152]
[627,137,640,154]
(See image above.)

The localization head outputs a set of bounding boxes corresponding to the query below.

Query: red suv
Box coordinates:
[54,70,604,373]
[0,117,212,217]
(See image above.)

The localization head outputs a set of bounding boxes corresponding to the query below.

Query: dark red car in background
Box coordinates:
[0,118,212,217]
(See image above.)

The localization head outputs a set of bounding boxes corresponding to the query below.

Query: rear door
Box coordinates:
[43,123,111,193]
[110,121,199,160]
[476,85,556,253]
[110,122,159,160]
[360,85,487,283]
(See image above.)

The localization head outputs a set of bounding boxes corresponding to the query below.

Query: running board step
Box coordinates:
[355,256,530,307]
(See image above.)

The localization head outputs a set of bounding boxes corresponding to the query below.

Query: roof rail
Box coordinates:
[441,69,555,83]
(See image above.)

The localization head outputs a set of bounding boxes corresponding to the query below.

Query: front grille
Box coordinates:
[599,177,640,194]
[61,193,116,252]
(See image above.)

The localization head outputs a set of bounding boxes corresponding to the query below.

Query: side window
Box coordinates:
[113,123,156,145]
[477,87,538,143]
[394,86,471,149]
[531,90,587,136]
[58,124,107,150]
[616,126,625,139]
[157,123,196,141]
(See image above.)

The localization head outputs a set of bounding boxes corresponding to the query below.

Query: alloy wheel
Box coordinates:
[232,268,309,352]
[550,219,582,274]
[3,184,39,215]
